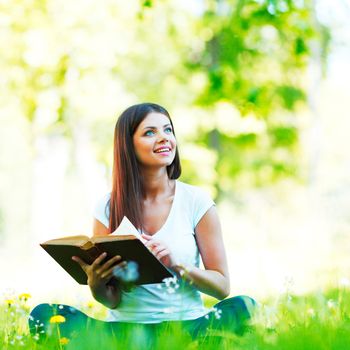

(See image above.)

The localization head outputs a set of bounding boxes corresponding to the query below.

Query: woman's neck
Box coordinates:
[141,168,174,200]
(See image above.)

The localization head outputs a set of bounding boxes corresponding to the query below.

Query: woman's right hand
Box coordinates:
[72,252,126,291]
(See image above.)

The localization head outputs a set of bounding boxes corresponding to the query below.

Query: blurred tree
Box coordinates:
[106,0,330,199]
[0,0,330,206]
[182,0,330,199]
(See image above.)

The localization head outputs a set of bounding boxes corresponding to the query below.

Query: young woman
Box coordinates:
[29,103,256,343]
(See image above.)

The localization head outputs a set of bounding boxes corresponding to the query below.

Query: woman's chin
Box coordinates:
[140,161,173,170]
[152,156,175,167]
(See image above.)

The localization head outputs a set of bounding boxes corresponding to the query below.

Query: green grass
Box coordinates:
[1,287,350,349]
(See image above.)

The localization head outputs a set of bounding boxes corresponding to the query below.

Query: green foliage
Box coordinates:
[0,0,330,200]
[183,0,330,198]
[2,287,350,349]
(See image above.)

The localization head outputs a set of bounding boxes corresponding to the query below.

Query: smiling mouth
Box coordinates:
[154,147,171,153]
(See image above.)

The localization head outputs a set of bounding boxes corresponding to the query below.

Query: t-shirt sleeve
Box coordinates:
[192,188,215,228]
[93,193,111,228]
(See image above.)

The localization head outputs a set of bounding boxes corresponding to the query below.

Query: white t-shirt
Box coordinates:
[93,180,215,323]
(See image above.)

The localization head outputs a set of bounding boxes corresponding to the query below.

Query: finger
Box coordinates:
[102,261,127,279]
[144,240,152,247]
[156,249,169,260]
[91,252,107,268]
[150,245,167,257]
[101,255,122,270]
[100,269,115,280]
[72,256,88,271]
[144,239,160,248]
[141,233,152,240]
[151,245,165,255]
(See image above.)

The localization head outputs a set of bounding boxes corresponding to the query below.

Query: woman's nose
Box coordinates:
[158,131,169,142]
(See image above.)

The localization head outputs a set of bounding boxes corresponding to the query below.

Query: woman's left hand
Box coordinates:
[141,234,177,268]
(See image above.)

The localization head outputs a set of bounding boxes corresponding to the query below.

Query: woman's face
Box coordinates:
[133,112,177,169]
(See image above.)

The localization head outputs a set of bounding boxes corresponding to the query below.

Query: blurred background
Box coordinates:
[1,0,349,306]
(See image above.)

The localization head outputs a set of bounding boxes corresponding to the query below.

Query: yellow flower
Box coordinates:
[19,293,31,301]
[5,299,14,307]
[49,315,66,324]
[86,301,94,309]
[59,337,69,345]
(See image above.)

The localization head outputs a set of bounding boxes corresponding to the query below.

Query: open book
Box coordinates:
[40,217,174,285]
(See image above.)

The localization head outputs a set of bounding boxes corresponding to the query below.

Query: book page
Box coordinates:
[111,216,142,238]
[111,216,148,244]
[41,235,90,246]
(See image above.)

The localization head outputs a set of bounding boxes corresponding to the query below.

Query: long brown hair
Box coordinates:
[109,103,181,232]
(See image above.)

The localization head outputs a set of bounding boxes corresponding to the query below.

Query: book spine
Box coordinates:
[85,246,101,263]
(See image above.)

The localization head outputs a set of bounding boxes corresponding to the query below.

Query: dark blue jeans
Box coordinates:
[29,296,256,345]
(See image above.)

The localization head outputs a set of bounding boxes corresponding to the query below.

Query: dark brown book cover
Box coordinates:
[40,235,174,285]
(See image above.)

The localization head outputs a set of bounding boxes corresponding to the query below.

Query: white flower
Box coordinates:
[339,277,350,287]
[210,307,222,320]
[162,276,180,294]
[163,276,178,287]
[327,299,337,309]
[307,308,315,317]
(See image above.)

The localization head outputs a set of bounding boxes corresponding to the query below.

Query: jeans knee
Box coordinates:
[234,295,258,318]
[28,303,86,341]
[28,303,56,337]
[211,295,258,333]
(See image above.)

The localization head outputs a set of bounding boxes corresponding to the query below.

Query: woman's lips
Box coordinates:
[154,147,172,156]
[156,151,171,156]
[154,147,171,153]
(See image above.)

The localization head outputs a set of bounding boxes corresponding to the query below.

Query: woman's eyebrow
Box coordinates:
[142,123,171,130]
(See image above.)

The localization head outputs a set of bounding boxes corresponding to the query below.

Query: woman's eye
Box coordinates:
[144,130,155,136]
[164,127,173,134]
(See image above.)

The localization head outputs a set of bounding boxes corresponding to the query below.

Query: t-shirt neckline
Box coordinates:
[142,180,179,236]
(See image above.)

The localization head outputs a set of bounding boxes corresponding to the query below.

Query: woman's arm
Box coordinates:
[143,207,230,300]
[173,206,230,300]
